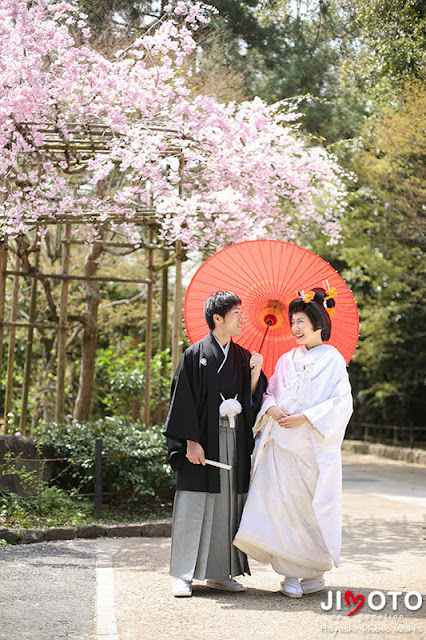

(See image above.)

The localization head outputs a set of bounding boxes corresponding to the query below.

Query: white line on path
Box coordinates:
[96,545,119,640]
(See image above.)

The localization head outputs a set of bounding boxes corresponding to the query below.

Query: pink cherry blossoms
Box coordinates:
[0,0,347,250]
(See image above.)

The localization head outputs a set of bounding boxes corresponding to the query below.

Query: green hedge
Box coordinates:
[36,418,174,502]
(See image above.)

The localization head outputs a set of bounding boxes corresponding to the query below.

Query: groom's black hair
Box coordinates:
[204,291,242,330]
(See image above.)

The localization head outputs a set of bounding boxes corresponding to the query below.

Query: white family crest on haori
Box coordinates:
[219,394,242,429]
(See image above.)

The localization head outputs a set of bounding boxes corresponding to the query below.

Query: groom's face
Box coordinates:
[214,305,243,336]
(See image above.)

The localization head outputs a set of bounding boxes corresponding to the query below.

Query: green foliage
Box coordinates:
[94,338,171,423]
[320,84,426,428]
[355,0,426,83]
[36,417,174,502]
[0,451,93,529]
[3,0,423,435]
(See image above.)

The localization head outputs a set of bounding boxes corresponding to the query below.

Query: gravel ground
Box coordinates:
[109,452,426,640]
[0,540,97,640]
[1,451,425,640]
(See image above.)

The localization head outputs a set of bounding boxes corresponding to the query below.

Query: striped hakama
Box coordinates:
[170,417,249,580]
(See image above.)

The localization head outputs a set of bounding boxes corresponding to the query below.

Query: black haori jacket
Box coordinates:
[163,332,267,494]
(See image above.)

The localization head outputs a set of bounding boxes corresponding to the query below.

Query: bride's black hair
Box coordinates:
[288,287,335,341]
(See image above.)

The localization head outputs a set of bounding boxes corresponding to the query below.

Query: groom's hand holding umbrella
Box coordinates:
[250,351,263,394]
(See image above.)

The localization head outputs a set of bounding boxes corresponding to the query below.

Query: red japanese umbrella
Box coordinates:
[184,240,359,379]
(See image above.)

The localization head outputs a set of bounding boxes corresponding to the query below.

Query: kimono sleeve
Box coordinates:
[303,356,353,440]
[257,356,283,418]
[162,350,201,444]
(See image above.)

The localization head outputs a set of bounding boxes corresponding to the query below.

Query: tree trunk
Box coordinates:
[73,240,104,422]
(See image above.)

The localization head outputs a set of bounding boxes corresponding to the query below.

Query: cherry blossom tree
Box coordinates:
[0,0,348,421]
[0,0,346,248]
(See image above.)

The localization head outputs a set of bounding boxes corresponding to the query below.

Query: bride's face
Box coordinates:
[290,311,322,349]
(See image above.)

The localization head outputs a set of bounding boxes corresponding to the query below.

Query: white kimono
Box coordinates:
[233,344,353,578]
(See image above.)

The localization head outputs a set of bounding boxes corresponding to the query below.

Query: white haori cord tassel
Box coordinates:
[219,393,242,429]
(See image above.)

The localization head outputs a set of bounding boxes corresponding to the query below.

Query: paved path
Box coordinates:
[1,452,425,640]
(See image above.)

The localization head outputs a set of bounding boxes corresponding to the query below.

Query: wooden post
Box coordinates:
[393,424,398,446]
[4,254,20,432]
[160,250,169,354]
[171,239,183,377]
[94,437,103,519]
[0,239,7,407]
[55,224,71,424]
[159,249,169,399]
[409,424,414,448]
[144,228,154,428]
[171,155,185,378]
[20,248,40,434]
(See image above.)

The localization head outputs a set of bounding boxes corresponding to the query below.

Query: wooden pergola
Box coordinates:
[0,224,184,434]
[0,119,196,433]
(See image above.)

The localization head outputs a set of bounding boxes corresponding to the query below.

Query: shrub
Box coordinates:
[94,340,172,424]
[36,417,174,503]
[0,452,93,529]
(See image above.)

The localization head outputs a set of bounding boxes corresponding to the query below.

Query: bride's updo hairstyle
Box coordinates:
[288,287,336,341]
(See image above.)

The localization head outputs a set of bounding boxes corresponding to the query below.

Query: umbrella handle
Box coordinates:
[258,320,273,354]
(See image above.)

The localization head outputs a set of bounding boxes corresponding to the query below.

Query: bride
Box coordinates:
[233,287,353,598]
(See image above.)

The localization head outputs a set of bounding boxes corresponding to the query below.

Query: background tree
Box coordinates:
[1,0,347,426]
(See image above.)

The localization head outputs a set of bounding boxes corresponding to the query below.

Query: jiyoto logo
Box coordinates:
[321,590,423,617]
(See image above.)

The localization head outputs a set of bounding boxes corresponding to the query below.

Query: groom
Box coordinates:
[163,291,266,597]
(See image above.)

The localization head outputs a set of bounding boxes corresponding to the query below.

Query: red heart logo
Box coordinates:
[345,590,365,616]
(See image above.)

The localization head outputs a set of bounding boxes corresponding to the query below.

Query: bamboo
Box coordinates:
[55,224,71,424]
[144,228,155,428]
[4,254,20,432]
[20,249,40,434]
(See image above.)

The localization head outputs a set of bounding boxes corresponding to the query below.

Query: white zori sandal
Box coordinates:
[280,577,303,598]
[172,578,192,597]
[300,575,325,594]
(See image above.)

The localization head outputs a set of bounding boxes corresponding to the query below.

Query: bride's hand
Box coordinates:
[266,406,289,422]
[277,413,306,429]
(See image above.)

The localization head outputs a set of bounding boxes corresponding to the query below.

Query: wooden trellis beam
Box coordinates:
[4,270,151,285]
[65,239,166,250]
[0,321,67,330]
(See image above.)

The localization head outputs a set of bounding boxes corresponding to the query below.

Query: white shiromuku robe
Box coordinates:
[233,344,353,578]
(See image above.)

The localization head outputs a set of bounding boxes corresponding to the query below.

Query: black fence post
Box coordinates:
[0,437,5,481]
[94,437,102,519]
